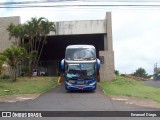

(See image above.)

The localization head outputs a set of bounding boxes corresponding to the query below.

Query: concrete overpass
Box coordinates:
[0,12,115,81]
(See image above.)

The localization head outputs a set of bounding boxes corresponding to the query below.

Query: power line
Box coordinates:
[1,0,160,5]
[1,0,160,9]
[0,0,79,5]
[1,4,160,8]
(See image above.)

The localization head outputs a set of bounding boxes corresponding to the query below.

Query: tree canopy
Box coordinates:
[0,45,27,81]
[7,17,56,76]
[133,67,148,79]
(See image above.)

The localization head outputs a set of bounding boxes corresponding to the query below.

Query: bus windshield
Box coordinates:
[66,63,96,79]
[65,48,96,61]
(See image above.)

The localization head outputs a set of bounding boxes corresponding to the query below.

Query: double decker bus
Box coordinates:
[61,45,100,91]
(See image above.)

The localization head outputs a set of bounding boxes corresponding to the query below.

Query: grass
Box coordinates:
[0,77,58,96]
[99,75,160,103]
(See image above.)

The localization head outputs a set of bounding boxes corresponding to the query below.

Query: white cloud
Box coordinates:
[113,11,160,74]
[0,7,107,23]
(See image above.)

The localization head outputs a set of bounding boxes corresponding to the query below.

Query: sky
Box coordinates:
[1,0,160,75]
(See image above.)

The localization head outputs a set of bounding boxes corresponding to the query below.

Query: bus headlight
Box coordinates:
[66,81,72,86]
[89,81,96,86]
[69,80,75,84]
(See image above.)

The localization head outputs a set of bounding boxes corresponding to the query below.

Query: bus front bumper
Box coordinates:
[65,81,96,91]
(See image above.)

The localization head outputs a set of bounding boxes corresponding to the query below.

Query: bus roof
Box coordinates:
[66,45,95,49]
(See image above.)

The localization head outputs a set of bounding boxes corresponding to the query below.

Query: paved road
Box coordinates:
[144,80,160,88]
[0,83,159,120]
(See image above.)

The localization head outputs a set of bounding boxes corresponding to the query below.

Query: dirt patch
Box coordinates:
[0,94,40,103]
[111,96,160,109]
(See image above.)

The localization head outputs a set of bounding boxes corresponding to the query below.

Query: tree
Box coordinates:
[35,19,56,67]
[0,45,27,81]
[133,67,148,78]
[7,17,56,76]
[27,50,38,76]
[115,70,119,75]
[24,17,56,74]
[7,23,24,46]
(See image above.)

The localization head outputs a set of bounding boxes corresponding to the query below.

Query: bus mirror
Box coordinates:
[97,59,100,70]
[61,59,64,69]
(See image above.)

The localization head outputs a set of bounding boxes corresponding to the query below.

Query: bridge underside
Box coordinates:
[40,34,104,76]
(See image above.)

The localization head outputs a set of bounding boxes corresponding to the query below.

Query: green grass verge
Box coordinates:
[0,77,58,96]
[99,75,160,103]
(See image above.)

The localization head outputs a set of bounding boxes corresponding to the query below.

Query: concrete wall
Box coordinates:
[99,51,115,81]
[0,16,20,52]
[49,20,106,35]
[99,12,115,81]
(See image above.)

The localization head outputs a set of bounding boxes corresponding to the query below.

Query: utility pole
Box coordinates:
[154,63,158,80]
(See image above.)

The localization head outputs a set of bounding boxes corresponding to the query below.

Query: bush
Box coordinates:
[133,67,148,78]
[1,74,10,79]
[0,61,3,75]
[115,70,119,75]
[21,66,29,76]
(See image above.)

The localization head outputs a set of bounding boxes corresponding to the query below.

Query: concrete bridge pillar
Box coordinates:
[99,12,115,81]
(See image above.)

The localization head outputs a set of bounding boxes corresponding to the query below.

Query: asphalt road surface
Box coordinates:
[144,80,160,88]
[0,83,159,120]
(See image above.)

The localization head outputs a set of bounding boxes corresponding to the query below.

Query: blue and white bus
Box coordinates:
[61,45,100,91]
